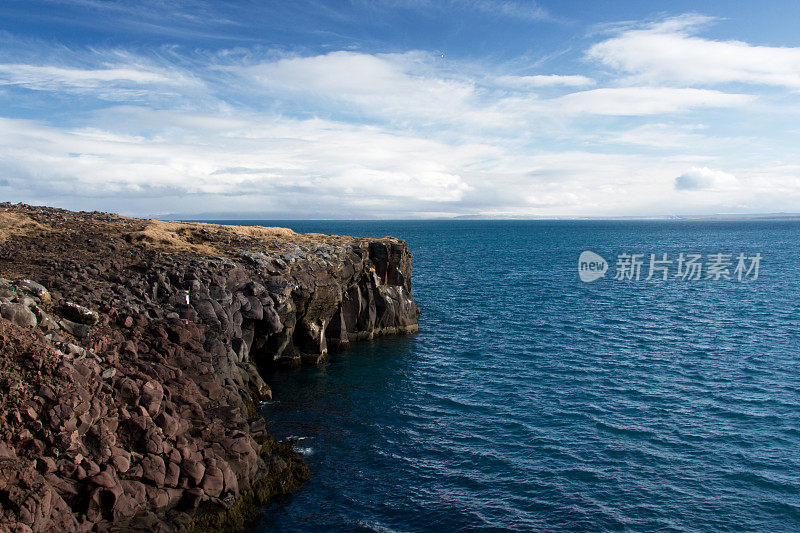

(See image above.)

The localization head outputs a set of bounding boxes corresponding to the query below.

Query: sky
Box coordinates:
[1,1,800,218]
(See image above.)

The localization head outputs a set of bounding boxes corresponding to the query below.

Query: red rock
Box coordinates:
[110,448,131,474]
[200,464,224,498]
[0,206,418,530]
[140,380,163,416]
[118,480,147,518]
[164,460,180,488]
[0,442,16,459]
[36,456,56,474]
[89,467,117,488]
[219,460,238,496]
[154,412,179,439]
[142,428,164,455]
[147,487,171,510]
[122,339,137,358]
[228,436,253,455]
[180,455,205,486]
[140,454,166,486]
[74,465,87,480]
[82,457,101,477]
[127,463,143,480]
[117,378,139,404]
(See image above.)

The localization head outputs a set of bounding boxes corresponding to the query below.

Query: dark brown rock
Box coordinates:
[200,463,225,498]
[89,468,117,488]
[58,318,91,339]
[140,380,164,416]
[0,203,419,531]
[59,301,99,325]
[180,454,205,486]
[0,302,36,328]
[141,454,166,486]
[110,448,131,474]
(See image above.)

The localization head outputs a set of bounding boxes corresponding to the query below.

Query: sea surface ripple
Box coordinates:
[237,220,800,532]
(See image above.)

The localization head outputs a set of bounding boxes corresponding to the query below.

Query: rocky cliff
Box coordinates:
[0,204,419,532]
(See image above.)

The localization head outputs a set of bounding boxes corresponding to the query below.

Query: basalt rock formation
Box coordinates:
[0,203,419,532]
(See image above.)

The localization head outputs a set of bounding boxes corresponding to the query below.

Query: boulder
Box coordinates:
[17,279,51,304]
[0,302,37,328]
[140,381,164,416]
[117,378,139,404]
[200,464,225,498]
[164,460,180,488]
[58,318,91,338]
[0,278,16,298]
[180,455,205,486]
[59,301,99,325]
[141,454,166,486]
[117,481,147,518]
[110,448,131,474]
[89,468,117,488]
[32,306,59,331]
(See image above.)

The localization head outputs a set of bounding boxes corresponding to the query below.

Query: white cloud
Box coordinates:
[237,51,752,126]
[551,87,752,115]
[0,112,478,213]
[2,106,798,217]
[494,74,595,88]
[237,51,503,126]
[0,64,170,86]
[374,0,549,21]
[587,15,800,88]
[603,123,710,148]
[0,63,200,92]
[596,123,759,154]
[470,0,548,20]
[674,166,737,191]
[1,21,800,218]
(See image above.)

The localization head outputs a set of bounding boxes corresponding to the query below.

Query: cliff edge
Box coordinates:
[0,203,420,532]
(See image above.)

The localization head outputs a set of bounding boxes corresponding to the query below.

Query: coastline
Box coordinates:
[0,203,420,531]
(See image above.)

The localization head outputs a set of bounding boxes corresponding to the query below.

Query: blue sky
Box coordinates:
[2,1,800,218]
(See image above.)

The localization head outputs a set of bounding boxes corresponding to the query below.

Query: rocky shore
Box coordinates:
[0,203,419,532]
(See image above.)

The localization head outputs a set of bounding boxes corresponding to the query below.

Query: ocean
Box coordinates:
[221,220,800,532]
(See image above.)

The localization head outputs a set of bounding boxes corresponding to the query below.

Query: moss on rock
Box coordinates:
[187,438,311,533]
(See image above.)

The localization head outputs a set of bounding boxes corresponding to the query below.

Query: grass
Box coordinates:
[0,212,48,243]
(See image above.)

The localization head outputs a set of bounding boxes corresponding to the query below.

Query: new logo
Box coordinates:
[578,250,608,282]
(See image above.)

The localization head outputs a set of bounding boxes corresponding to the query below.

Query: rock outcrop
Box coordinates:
[0,203,419,532]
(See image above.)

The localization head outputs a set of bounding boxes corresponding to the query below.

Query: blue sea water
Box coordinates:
[232,220,800,532]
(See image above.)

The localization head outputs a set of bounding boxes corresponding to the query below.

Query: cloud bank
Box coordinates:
[674,167,737,191]
[0,12,799,217]
[587,15,800,89]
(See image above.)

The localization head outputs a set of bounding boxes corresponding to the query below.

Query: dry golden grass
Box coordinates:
[0,212,48,243]
[125,225,216,255]
[124,220,309,256]
[0,204,365,259]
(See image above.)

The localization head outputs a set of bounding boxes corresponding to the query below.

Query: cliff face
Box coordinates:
[236,237,419,365]
[0,204,419,532]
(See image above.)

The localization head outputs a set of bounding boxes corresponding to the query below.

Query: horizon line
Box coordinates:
[174,213,800,222]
